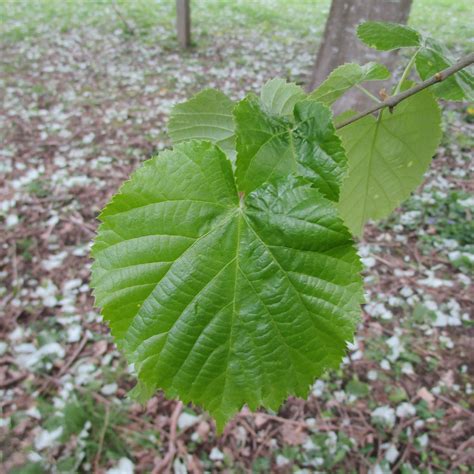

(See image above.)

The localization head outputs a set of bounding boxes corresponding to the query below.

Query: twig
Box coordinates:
[38,334,88,394]
[336,52,474,129]
[94,404,110,471]
[456,437,474,453]
[452,437,474,469]
[69,213,96,236]
[57,333,89,378]
[0,356,18,366]
[392,441,413,473]
[431,443,460,455]
[11,241,18,292]
[111,1,135,35]
[238,417,257,438]
[152,400,183,474]
[252,412,308,428]
[390,415,417,471]
[432,392,474,418]
[0,372,27,389]
[372,254,396,267]
[253,425,281,459]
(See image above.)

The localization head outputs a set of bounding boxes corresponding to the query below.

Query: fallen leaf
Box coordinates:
[281,423,307,446]
[417,387,435,408]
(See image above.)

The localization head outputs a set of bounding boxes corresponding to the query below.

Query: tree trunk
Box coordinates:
[307,0,413,112]
[176,0,191,49]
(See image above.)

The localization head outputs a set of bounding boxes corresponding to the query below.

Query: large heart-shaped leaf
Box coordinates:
[235,96,347,201]
[337,88,441,235]
[91,140,363,430]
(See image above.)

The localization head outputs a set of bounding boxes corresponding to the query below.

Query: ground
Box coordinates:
[0,0,473,473]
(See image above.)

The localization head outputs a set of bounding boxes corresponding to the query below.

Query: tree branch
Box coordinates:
[336,52,474,129]
[111,1,135,35]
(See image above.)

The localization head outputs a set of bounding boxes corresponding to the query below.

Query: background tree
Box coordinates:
[176,0,191,48]
[307,0,413,111]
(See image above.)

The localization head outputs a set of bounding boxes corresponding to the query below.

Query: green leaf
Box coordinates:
[260,78,306,116]
[346,379,369,397]
[416,38,474,101]
[91,140,363,431]
[337,88,441,235]
[357,21,421,51]
[168,89,236,159]
[308,62,390,106]
[234,96,347,201]
[388,386,408,403]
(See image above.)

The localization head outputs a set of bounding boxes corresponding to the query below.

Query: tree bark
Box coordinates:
[176,0,191,49]
[307,0,413,112]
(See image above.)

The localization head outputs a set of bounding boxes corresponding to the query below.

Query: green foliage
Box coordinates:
[61,394,129,465]
[168,89,236,160]
[357,21,421,51]
[416,38,474,101]
[252,457,271,473]
[358,21,474,101]
[393,187,474,272]
[27,178,50,198]
[17,238,35,262]
[388,386,409,403]
[260,78,306,115]
[308,62,390,106]
[91,21,471,429]
[2,0,473,51]
[10,464,45,474]
[92,140,363,430]
[346,379,370,398]
[338,88,441,235]
[234,95,347,200]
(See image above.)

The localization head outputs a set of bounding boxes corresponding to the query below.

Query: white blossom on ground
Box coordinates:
[106,457,134,474]
[396,402,416,418]
[209,447,225,461]
[34,426,63,451]
[371,406,396,428]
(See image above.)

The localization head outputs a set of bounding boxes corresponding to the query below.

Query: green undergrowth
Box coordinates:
[1,0,472,51]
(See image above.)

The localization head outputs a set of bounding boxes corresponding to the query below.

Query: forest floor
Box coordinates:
[1,1,473,473]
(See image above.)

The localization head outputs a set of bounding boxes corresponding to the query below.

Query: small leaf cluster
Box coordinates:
[357,21,473,100]
[91,21,473,429]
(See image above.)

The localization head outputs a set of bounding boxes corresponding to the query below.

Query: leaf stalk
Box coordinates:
[355,84,382,103]
[394,47,421,95]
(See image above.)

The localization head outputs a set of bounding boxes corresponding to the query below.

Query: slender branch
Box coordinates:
[336,52,474,130]
[152,400,183,474]
[112,1,135,35]
[94,404,110,471]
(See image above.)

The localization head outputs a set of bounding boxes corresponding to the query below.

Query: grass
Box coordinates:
[0,0,472,50]
[8,391,134,473]
[409,0,474,50]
